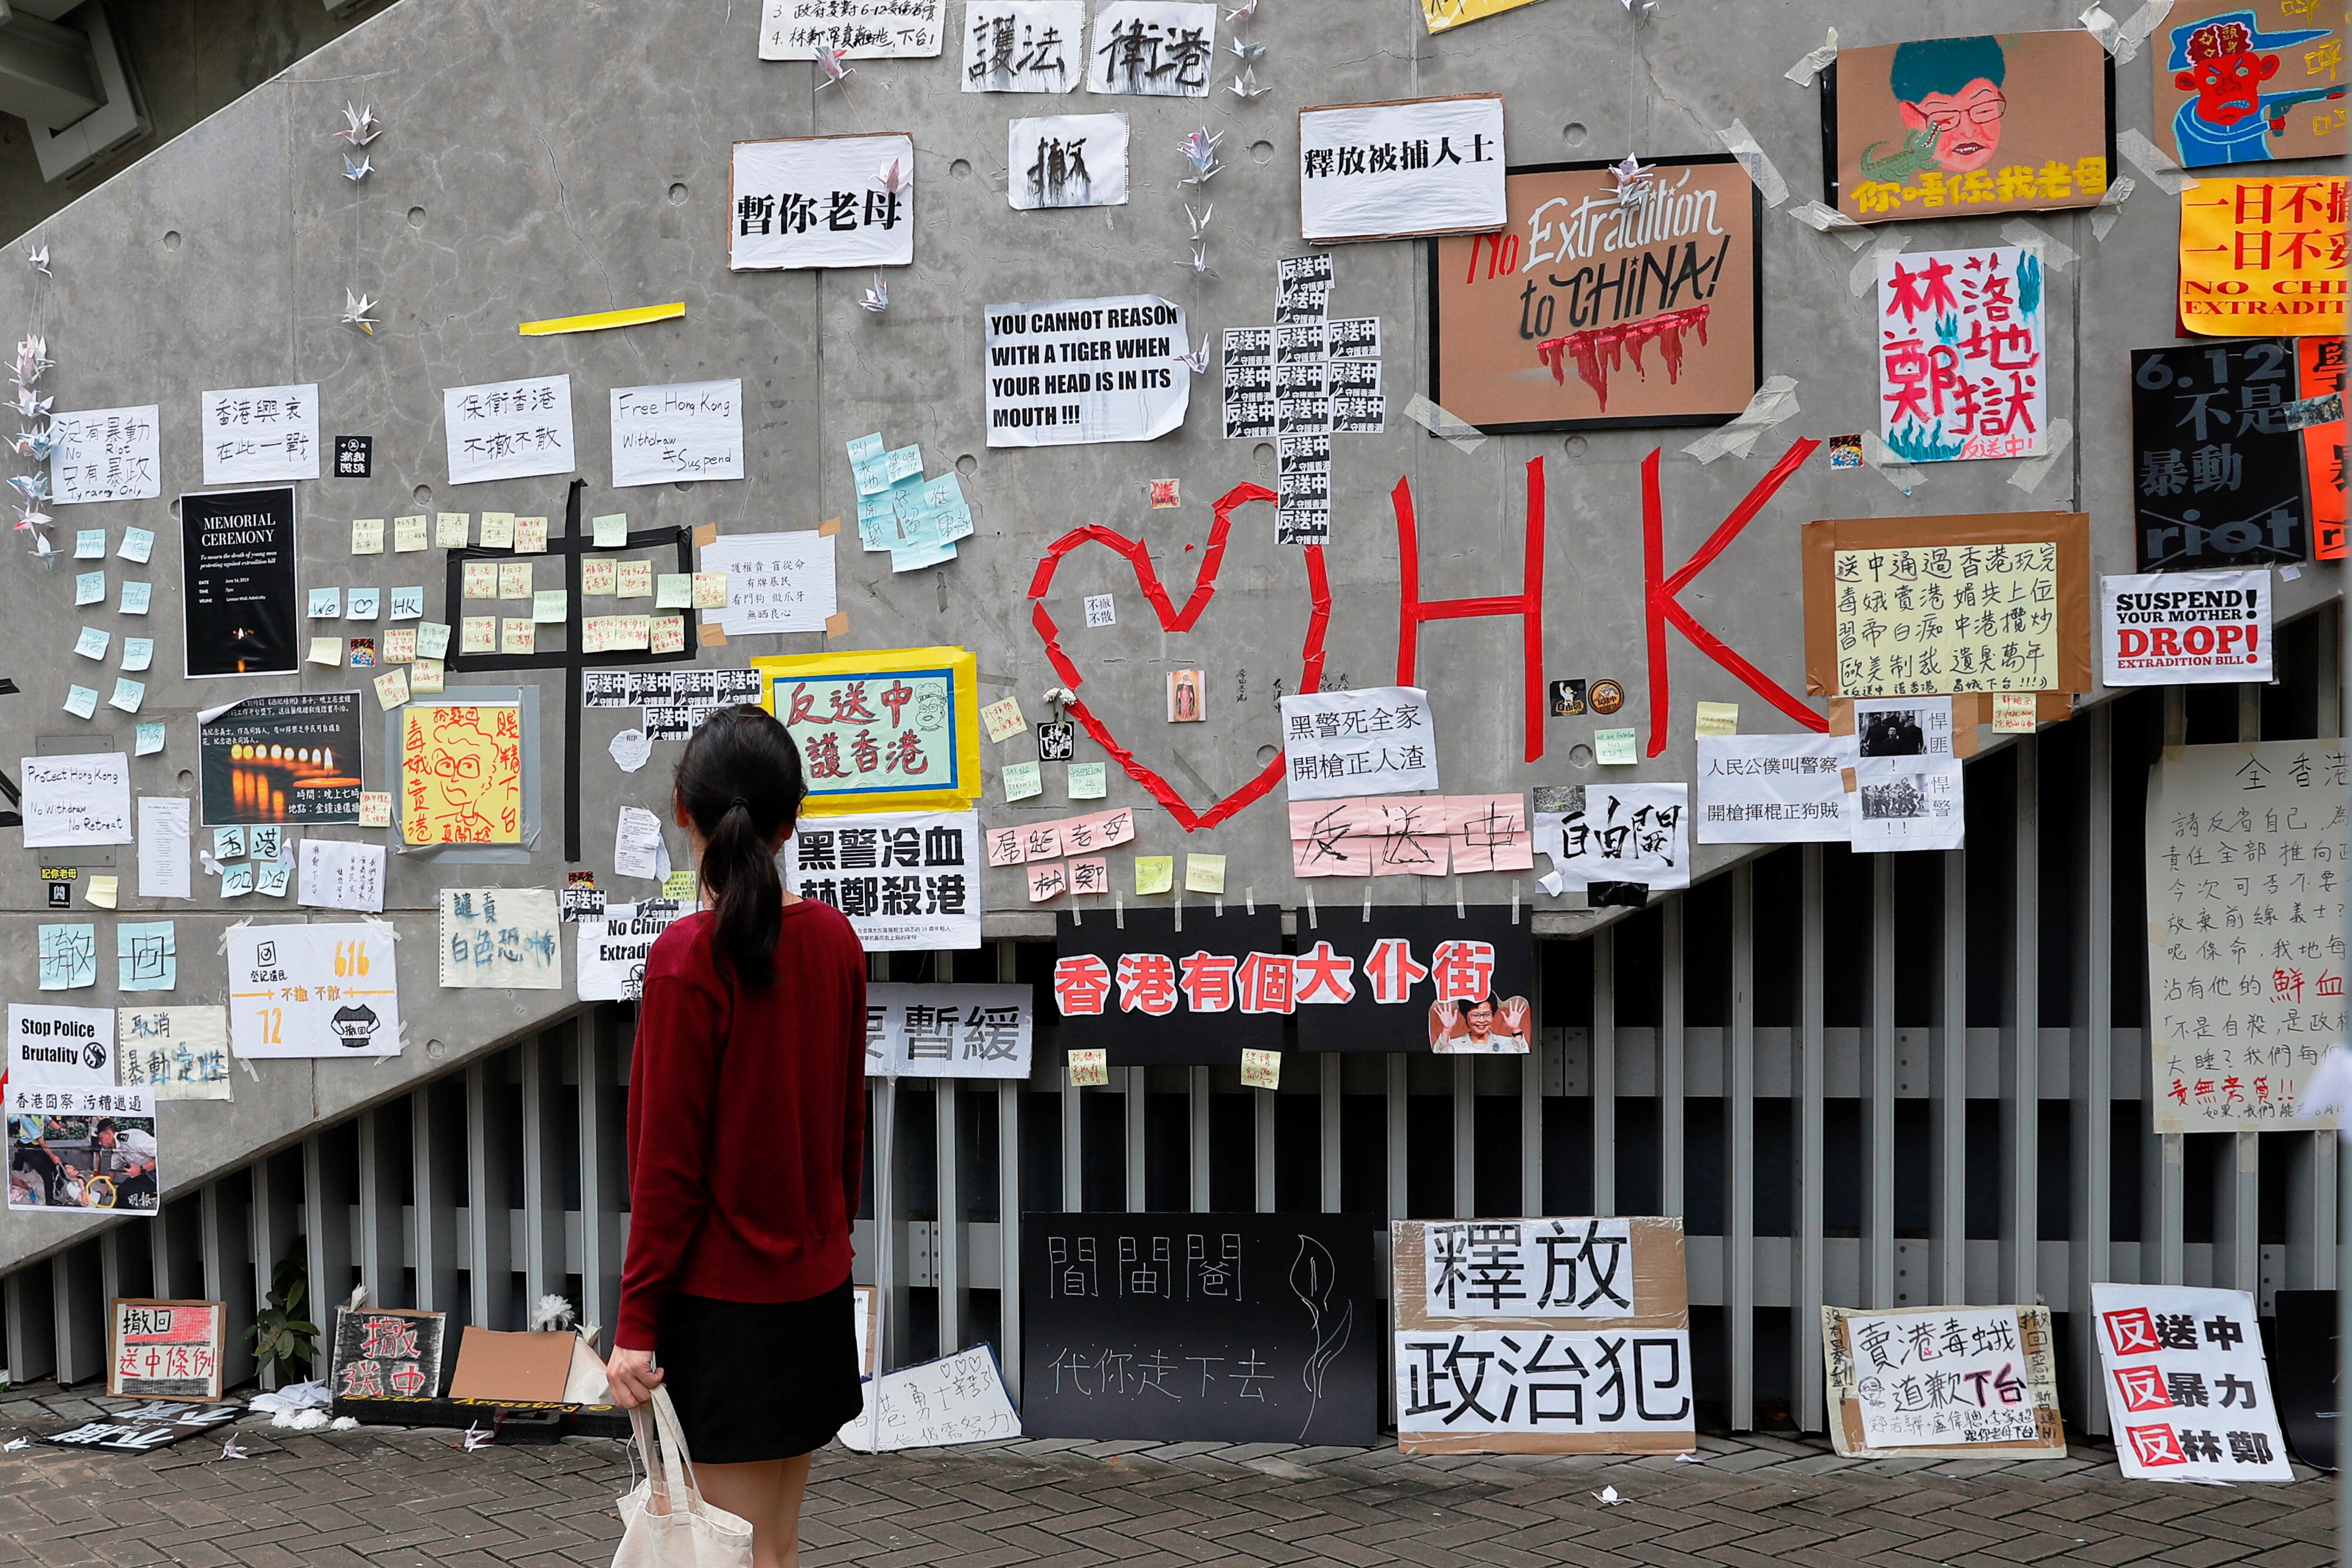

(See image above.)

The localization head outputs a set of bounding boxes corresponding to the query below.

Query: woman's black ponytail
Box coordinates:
[671,705,807,988]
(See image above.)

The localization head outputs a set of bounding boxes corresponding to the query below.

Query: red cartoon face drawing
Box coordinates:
[2177,24,2280,127]
[1899,78,2008,172]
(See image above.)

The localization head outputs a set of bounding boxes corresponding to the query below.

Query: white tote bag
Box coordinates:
[613,1388,754,1568]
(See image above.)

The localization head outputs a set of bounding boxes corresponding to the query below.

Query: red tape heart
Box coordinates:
[1027,482,1329,832]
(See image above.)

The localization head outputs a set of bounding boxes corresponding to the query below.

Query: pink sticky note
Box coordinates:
[1091,807,1137,847]
[1067,857,1109,895]
[1027,861,1068,902]
[1289,797,1368,841]
[1292,831,1372,878]
[1369,800,1452,876]
[1063,816,1099,854]
[1451,793,1533,873]
[986,827,1026,868]
[1023,823,1066,861]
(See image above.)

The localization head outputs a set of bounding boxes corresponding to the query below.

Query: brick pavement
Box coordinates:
[0,1384,2328,1567]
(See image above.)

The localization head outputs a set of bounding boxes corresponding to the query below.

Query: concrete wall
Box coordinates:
[0,0,2337,1269]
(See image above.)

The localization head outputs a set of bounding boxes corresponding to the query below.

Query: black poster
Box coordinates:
[2131,341,2310,571]
[1020,1212,1380,1447]
[334,435,373,478]
[2271,1289,2335,1470]
[1053,907,1284,1066]
[181,486,300,677]
[330,1307,447,1401]
[1293,905,1536,1055]
[41,1400,240,1452]
[197,692,364,825]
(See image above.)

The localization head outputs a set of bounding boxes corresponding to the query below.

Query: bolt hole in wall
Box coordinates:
[666,184,687,206]
[950,158,973,179]
[161,230,180,251]
[410,207,428,227]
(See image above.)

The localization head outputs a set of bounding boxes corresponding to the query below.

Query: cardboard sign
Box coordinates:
[2155,1,2351,168]
[110,1299,225,1401]
[42,1400,239,1452]
[448,1326,577,1403]
[756,647,982,814]
[332,1307,447,1401]
[2101,570,2273,685]
[1822,1303,2065,1459]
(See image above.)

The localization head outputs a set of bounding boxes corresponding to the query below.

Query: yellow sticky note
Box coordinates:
[398,703,522,845]
[980,695,1026,743]
[1185,854,1227,894]
[1240,1048,1280,1091]
[1134,855,1174,894]
[1993,693,2037,733]
[384,627,417,664]
[1695,701,1739,738]
[497,561,534,600]
[662,869,698,901]
[582,558,618,595]
[616,560,654,599]
[394,514,430,552]
[1067,1047,1109,1088]
[461,560,497,599]
[84,874,118,911]
[593,512,630,548]
[460,615,497,653]
[650,614,686,654]
[533,589,568,623]
[478,511,517,548]
[410,658,445,695]
[515,516,549,553]
[373,668,411,709]
[351,518,385,555]
[435,512,471,548]
[655,572,693,609]
[307,636,342,667]
[500,618,536,655]
[358,791,393,828]
[692,572,729,610]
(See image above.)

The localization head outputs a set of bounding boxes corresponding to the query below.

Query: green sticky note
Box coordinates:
[655,572,693,609]
[415,621,452,660]
[74,571,103,606]
[1002,760,1043,801]
[1134,855,1174,895]
[62,684,97,718]
[1068,761,1107,800]
[593,512,630,548]
[533,589,568,623]
[1595,727,1638,765]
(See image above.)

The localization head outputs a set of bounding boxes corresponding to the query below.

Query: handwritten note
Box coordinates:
[437,887,562,989]
[298,840,387,913]
[200,384,320,484]
[610,380,746,487]
[442,374,576,485]
[400,705,523,846]
[49,405,160,504]
[697,531,837,635]
[21,753,132,847]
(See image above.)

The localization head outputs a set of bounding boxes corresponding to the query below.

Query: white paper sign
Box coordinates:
[1847,758,1965,853]
[1396,1329,1694,1437]
[6,1083,157,1216]
[297,839,387,913]
[610,379,746,488]
[2102,570,2273,687]
[1279,685,1440,801]
[1298,96,1507,243]
[226,923,401,1058]
[199,384,321,484]
[1084,1,1215,95]
[1695,735,1848,845]
[839,1344,1022,1452]
[575,900,692,1002]
[961,0,1084,91]
[697,531,839,635]
[1009,114,1128,208]
[135,797,192,900]
[1842,1305,2044,1449]
[443,375,576,486]
[730,135,916,271]
[785,810,983,951]
[1420,1218,1634,1319]
[865,983,1033,1078]
[49,406,161,504]
[115,1006,232,1100]
[439,887,562,990]
[8,1004,115,1086]
[21,753,134,847]
[2094,1284,2291,1483]
[1548,783,1689,891]
[984,295,1189,447]
[759,0,944,58]
[614,806,668,881]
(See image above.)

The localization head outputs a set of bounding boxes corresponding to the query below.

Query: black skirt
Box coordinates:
[655,1280,864,1463]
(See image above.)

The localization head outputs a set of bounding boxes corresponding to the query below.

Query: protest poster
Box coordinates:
[198,693,364,825]
[838,1344,1022,1452]
[575,900,691,1003]
[2102,570,2273,685]
[1053,907,1285,1066]
[2130,341,2309,570]
[1539,783,1690,892]
[2180,175,2347,338]
[1084,1,1215,96]
[19,753,132,848]
[438,887,562,989]
[756,647,982,813]
[1843,693,1967,851]
[1008,114,1127,208]
[1286,794,1533,878]
[983,295,1189,447]
[399,703,523,845]
[757,0,942,58]
[116,1006,233,1100]
[1021,1213,1380,1446]
[584,666,763,741]
[1827,31,2113,224]
[864,983,1032,1078]
[110,1299,226,1401]
[2145,740,2346,1130]
[1822,1303,2065,1458]
[441,374,575,485]
[1429,157,1761,433]
[730,134,914,271]
[2303,336,2347,558]
[1875,245,2048,463]
[696,532,837,636]
[2156,2,2350,168]
[179,486,298,678]
[1695,734,1848,844]
[199,384,319,484]
[9,1003,114,1086]
[1298,95,1507,243]
[1801,513,2095,699]
[6,1084,157,1215]
[331,1306,447,1400]
[1279,685,1439,800]
[962,1,1083,91]
[41,1400,239,1452]
[1416,0,1544,33]
[1393,1216,1693,1454]
[226,923,401,1060]
[783,810,982,950]
[49,404,160,504]
[609,379,745,487]
[2094,1283,2291,1482]
[1275,907,1535,1056]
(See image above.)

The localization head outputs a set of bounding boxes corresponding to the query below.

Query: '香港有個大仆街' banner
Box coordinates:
[984,296,1190,446]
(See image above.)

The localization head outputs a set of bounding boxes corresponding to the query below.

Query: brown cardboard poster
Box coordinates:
[1827,31,2115,224]
[2154,0,2349,169]
[1428,157,1761,434]
[1821,1303,2068,1459]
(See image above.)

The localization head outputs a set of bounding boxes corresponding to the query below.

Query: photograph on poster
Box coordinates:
[198,694,364,825]
[7,1084,157,1214]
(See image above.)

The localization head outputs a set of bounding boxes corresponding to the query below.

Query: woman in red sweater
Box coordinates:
[605,705,867,1568]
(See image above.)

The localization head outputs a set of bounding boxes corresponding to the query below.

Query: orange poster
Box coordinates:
[2304,336,2348,557]
[2179,175,2348,336]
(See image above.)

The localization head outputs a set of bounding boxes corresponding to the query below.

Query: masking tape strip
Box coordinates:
[1849,233,1909,297]
[2117,128,2200,195]
[2080,0,2173,64]
[1785,28,1838,86]
[518,302,686,336]
[1402,392,1488,452]
[1681,375,1799,464]
[1860,432,1927,495]
[2090,175,2137,241]
[1787,199,1872,252]
[2006,418,2077,495]
[1715,118,1789,208]
[2000,216,2080,271]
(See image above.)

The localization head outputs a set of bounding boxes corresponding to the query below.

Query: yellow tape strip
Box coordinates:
[517,302,685,337]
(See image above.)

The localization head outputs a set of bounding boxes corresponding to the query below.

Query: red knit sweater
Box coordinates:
[616,902,867,1350]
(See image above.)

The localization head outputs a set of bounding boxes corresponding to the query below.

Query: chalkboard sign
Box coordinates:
[2131,340,2310,571]
[1021,1212,1379,1446]
[331,1306,447,1400]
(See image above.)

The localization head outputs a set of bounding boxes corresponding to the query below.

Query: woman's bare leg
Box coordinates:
[692,1460,787,1568]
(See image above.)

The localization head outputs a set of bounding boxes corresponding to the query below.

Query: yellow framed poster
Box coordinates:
[754,646,982,815]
